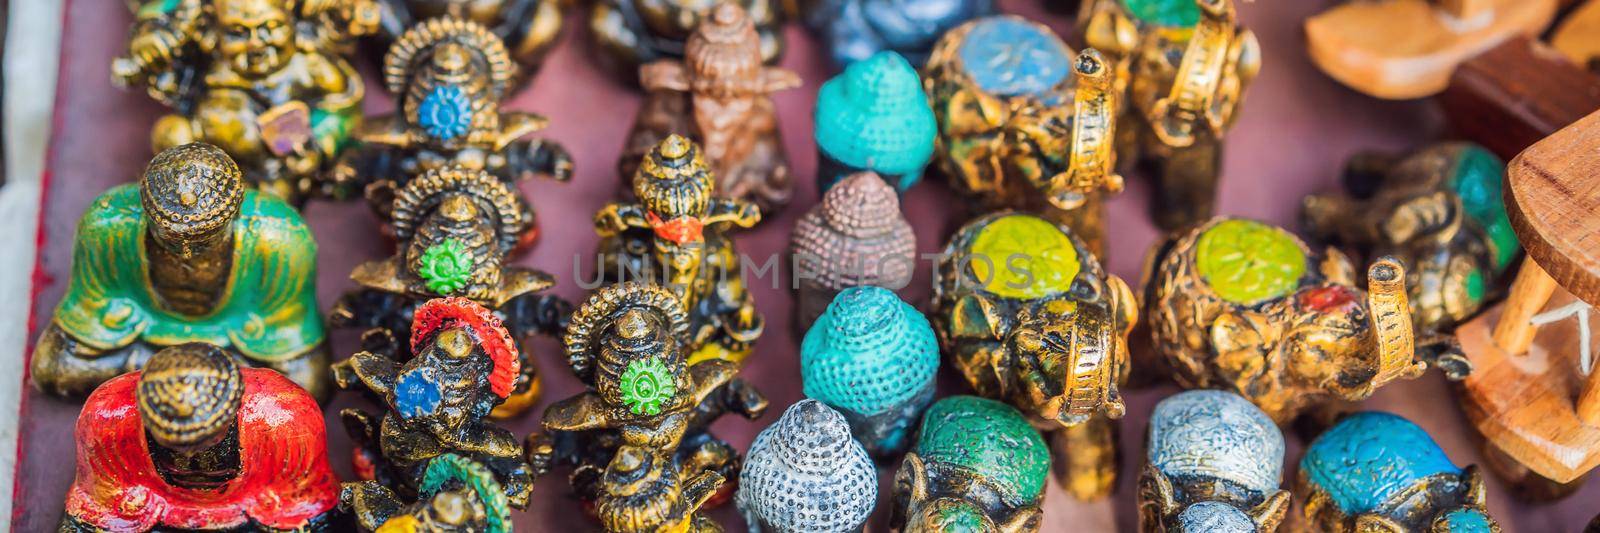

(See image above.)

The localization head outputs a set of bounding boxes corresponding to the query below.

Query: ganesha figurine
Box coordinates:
[891,395,1050,533]
[1303,143,1520,332]
[932,211,1137,500]
[802,286,939,457]
[790,171,917,330]
[343,453,514,533]
[536,282,768,532]
[737,400,878,533]
[115,0,379,204]
[326,16,573,239]
[32,143,329,400]
[619,2,801,214]
[800,0,994,70]
[370,0,563,79]
[596,135,764,365]
[590,0,784,83]
[813,51,937,193]
[329,166,568,417]
[923,16,1123,251]
[1144,217,1466,423]
[1139,390,1290,533]
[1299,412,1500,532]
[333,297,542,513]
[61,343,340,532]
[1080,0,1259,231]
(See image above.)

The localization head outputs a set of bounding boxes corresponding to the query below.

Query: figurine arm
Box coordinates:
[330,351,402,396]
[542,393,618,432]
[503,135,575,183]
[639,62,691,92]
[703,199,761,228]
[594,203,651,237]
[501,290,573,338]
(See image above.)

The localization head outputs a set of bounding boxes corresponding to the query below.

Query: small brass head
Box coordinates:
[634,135,715,220]
[212,0,298,78]
[140,143,244,251]
[136,342,245,452]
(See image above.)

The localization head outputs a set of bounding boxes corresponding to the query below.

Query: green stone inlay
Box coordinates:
[968,215,1080,300]
[620,357,676,415]
[1122,0,1202,27]
[915,396,1049,507]
[1464,269,1486,306]
[1196,219,1308,305]
[1449,146,1518,272]
[419,239,473,295]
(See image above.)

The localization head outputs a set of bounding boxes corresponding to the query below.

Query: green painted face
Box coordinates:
[1122,0,1202,27]
[619,357,675,416]
[967,215,1081,300]
[1196,219,1308,305]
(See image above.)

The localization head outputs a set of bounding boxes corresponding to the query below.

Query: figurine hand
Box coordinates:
[542,143,575,182]
[1417,333,1473,381]
[330,359,359,390]
[524,433,557,479]
[121,29,179,80]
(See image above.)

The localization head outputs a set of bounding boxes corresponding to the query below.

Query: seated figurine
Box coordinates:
[596,135,764,365]
[801,0,994,70]
[619,3,801,214]
[737,400,877,533]
[1081,0,1259,231]
[333,297,542,512]
[813,51,937,193]
[32,143,329,399]
[1139,390,1290,533]
[1299,412,1500,532]
[61,343,340,532]
[1144,217,1465,423]
[589,0,783,83]
[1303,142,1519,332]
[932,212,1136,499]
[115,0,379,204]
[342,453,514,533]
[327,16,573,246]
[891,396,1049,533]
[802,286,938,457]
[330,167,569,417]
[535,282,768,531]
[371,0,564,80]
[923,16,1123,249]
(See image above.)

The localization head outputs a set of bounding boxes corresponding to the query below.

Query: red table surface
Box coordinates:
[13,0,1600,531]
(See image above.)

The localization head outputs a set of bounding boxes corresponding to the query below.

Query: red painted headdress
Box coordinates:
[410,297,519,398]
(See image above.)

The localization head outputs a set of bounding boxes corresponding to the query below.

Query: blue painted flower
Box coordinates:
[418,85,473,140]
[396,369,444,419]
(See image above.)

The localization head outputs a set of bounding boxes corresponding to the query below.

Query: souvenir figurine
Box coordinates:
[114,0,379,204]
[342,453,513,533]
[325,16,573,239]
[800,0,994,70]
[1299,412,1500,532]
[32,143,329,399]
[596,135,764,364]
[737,399,877,533]
[931,212,1136,499]
[1081,0,1259,231]
[802,286,938,457]
[1139,390,1289,533]
[813,51,936,193]
[333,297,541,512]
[890,395,1049,533]
[923,16,1122,250]
[61,343,340,532]
[329,167,567,417]
[370,0,564,80]
[590,0,784,83]
[1303,143,1519,332]
[1144,217,1465,423]
[619,3,801,214]
[790,171,916,330]
[536,282,768,531]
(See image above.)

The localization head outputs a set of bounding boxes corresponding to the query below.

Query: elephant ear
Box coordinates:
[950,293,1005,341]
[1210,311,1268,387]
[1354,514,1407,533]
[1319,246,1359,286]
[1462,466,1489,506]
[998,506,1043,532]
[1136,464,1179,530]
[897,453,930,508]
[1250,490,1290,532]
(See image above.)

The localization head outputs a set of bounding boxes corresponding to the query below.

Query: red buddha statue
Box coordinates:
[61,343,340,532]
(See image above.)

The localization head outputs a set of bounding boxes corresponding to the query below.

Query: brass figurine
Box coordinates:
[1139,390,1289,533]
[1303,143,1519,332]
[619,2,801,215]
[371,0,564,80]
[596,135,764,365]
[932,212,1136,500]
[1144,217,1465,423]
[334,297,542,515]
[1081,0,1260,231]
[342,453,514,533]
[330,166,568,417]
[891,395,1050,533]
[61,343,340,532]
[32,143,330,400]
[923,16,1123,250]
[115,0,380,204]
[590,0,784,83]
[535,282,768,532]
[326,16,573,243]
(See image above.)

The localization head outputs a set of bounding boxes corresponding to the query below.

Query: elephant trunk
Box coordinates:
[1336,257,1426,400]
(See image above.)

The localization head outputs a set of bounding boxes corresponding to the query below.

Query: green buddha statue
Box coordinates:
[32,143,329,399]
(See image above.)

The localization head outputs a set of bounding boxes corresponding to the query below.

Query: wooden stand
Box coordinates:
[1438,36,1600,160]
[1305,0,1557,99]
[1458,109,1600,486]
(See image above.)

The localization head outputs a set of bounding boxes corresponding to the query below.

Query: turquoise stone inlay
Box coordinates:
[1301,412,1462,515]
[1448,145,1518,271]
[915,396,1049,507]
[957,17,1073,98]
[814,51,938,190]
[419,85,474,140]
[1438,508,1495,533]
